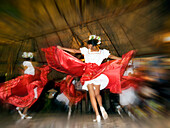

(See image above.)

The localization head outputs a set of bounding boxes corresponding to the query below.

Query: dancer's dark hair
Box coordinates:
[87,39,98,46]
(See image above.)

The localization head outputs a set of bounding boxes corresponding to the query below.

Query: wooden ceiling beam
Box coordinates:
[41,0,64,47]
[54,0,81,47]
[117,20,135,50]
[97,21,120,56]
[86,23,92,35]
[34,38,44,64]
[12,40,24,71]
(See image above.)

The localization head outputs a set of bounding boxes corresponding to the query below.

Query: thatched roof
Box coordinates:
[0,0,169,79]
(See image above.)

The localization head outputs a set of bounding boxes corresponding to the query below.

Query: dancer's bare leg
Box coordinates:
[94,85,108,120]
[87,84,101,122]
[94,85,102,106]
[23,107,29,115]
[16,107,23,116]
[87,84,99,116]
[21,105,32,119]
[68,102,72,120]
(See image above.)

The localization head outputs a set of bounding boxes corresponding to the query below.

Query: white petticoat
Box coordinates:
[119,87,137,106]
[56,93,69,106]
[82,74,109,91]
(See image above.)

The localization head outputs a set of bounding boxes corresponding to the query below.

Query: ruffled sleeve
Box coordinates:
[23,61,27,66]
[102,49,110,59]
[23,61,32,67]
[80,47,88,55]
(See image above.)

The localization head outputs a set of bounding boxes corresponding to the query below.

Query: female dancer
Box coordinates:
[42,35,135,122]
[0,52,50,119]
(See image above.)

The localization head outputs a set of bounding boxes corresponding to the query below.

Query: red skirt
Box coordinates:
[0,65,50,108]
[42,46,136,93]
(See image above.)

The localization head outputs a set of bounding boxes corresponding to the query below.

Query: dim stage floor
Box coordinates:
[0,112,169,128]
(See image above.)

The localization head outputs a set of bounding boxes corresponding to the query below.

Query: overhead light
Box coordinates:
[163,36,170,42]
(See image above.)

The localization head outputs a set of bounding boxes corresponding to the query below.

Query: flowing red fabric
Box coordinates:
[55,75,86,104]
[42,46,135,93]
[121,76,143,90]
[0,65,50,108]
[42,46,85,77]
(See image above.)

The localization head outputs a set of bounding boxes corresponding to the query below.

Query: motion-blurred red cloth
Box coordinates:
[55,75,86,104]
[0,65,50,108]
[42,46,135,93]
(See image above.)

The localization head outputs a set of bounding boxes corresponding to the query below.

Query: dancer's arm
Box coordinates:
[108,54,122,60]
[57,46,81,53]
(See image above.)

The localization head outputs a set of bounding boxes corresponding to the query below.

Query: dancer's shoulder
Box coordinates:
[80,47,88,54]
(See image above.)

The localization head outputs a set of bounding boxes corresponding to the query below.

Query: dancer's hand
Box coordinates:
[109,55,122,60]
[57,46,81,53]
[57,46,62,49]
[116,57,122,60]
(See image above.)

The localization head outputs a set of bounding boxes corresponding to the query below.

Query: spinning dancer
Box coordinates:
[0,52,50,119]
[42,35,135,122]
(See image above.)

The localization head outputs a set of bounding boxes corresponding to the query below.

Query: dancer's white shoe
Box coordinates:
[21,114,32,120]
[100,106,108,120]
[25,115,32,119]
[16,107,23,116]
[93,115,101,122]
[16,107,32,119]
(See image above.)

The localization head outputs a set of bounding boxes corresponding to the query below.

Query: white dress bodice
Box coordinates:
[23,61,35,75]
[80,47,110,66]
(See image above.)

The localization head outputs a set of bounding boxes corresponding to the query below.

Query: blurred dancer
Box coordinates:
[16,52,36,119]
[0,52,50,119]
[117,61,138,120]
[55,75,86,120]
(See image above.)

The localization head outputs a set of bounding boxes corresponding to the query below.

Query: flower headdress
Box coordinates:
[89,35,101,45]
[22,52,33,59]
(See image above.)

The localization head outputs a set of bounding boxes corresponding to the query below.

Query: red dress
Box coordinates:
[42,46,136,94]
[0,65,50,108]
